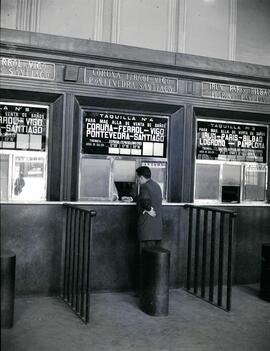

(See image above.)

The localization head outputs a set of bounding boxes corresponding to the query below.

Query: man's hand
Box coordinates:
[143,207,156,217]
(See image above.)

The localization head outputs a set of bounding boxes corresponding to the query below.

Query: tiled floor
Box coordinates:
[1,285,270,351]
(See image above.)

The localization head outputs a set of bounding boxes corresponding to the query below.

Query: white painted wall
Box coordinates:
[236,0,270,66]
[1,0,269,66]
[0,0,17,29]
[185,0,230,59]
[39,0,96,39]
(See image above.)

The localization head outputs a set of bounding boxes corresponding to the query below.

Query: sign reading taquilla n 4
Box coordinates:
[202,82,270,104]
[0,57,55,80]
[85,67,178,94]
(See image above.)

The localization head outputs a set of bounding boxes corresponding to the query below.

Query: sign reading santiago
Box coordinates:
[0,103,48,151]
[82,111,168,158]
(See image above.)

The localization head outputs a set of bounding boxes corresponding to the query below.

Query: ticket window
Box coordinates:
[221,165,241,203]
[79,157,168,201]
[195,119,268,204]
[0,103,49,202]
[195,164,220,201]
[113,160,136,200]
[79,110,168,202]
[243,164,267,201]
[79,158,111,200]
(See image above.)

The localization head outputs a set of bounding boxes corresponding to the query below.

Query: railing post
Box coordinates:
[201,210,208,298]
[187,206,193,291]
[194,208,201,295]
[218,213,225,307]
[226,214,235,311]
[209,211,216,303]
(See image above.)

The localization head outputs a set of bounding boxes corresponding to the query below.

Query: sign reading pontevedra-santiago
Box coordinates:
[82,111,168,158]
[0,103,47,151]
[197,120,267,163]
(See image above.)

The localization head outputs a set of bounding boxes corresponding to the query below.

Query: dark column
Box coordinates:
[1,250,16,328]
[140,247,170,316]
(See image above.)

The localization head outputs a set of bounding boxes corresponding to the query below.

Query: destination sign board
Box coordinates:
[202,82,270,104]
[85,67,178,94]
[0,103,48,151]
[82,111,168,158]
[0,57,55,80]
[197,120,268,163]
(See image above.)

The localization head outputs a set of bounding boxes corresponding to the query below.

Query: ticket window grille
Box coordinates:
[79,110,168,202]
[79,157,168,201]
[0,103,49,202]
[195,162,267,203]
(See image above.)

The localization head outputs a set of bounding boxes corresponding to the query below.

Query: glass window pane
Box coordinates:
[12,154,47,200]
[195,164,220,200]
[113,160,136,182]
[80,158,110,199]
[0,154,9,201]
[223,165,241,185]
[244,165,267,201]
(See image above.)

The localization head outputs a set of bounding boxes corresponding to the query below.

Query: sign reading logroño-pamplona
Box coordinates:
[82,111,168,158]
[0,103,48,151]
[84,67,178,94]
[197,120,268,163]
[0,57,55,80]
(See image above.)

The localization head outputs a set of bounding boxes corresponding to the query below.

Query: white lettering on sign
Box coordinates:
[85,68,178,94]
[202,82,270,104]
[0,57,55,80]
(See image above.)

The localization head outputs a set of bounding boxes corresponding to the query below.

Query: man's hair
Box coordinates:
[136,166,151,179]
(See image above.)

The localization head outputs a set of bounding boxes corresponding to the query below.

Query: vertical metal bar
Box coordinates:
[75,210,82,313]
[209,211,216,302]
[194,208,200,295]
[63,207,71,299]
[85,213,92,324]
[67,208,75,303]
[80,212,87,319]
[201,210,208,298]
[218,212,225,307]
[71,209,78,308]
[226,215,234,311]
[186,207,193,291]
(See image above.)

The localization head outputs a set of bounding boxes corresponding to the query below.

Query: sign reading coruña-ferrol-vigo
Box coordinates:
[202,82,270,104]
[0,57,55,80]
[85,67,178,94]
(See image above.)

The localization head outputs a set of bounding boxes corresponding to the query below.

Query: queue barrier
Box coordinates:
[184,204,237,312]
[61,204,96,324]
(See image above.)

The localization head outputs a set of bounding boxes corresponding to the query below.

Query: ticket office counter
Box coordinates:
[2,99,269,206]
[1,97,270,297]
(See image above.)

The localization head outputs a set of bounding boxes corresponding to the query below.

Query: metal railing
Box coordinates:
[184,204,237,311]
[60,204,96,324]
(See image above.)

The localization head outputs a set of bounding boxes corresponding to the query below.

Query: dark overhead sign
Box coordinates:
[197,120,268,163]
[82,111,168,158]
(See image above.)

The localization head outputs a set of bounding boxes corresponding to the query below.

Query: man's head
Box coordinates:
[136,166,151,185]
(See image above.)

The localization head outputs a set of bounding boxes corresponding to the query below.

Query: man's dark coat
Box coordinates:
[137,178,163,241]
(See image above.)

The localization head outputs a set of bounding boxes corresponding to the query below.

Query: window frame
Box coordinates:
[0,101,49,202]
[78,108,170,202]
[194,118,269,204]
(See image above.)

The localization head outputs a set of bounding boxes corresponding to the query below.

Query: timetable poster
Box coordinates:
[197,120,267,163]
[82,111,168,158]
[0,103,47,151]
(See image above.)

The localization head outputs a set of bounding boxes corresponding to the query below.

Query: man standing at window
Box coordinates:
[136,166,163,250]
